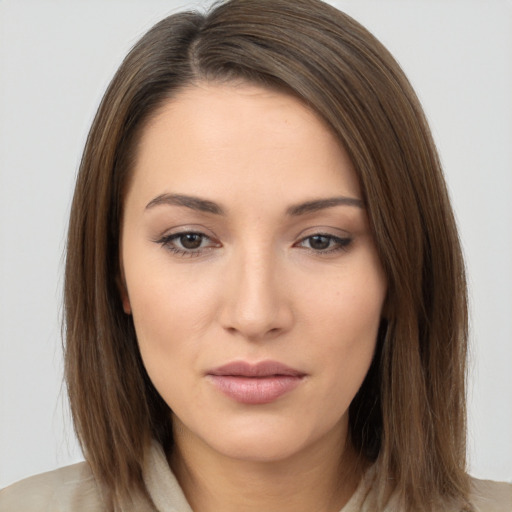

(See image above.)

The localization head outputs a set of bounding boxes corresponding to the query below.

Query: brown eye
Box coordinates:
[297,233,352,254]
[308,235,331,250]
[180,233,203,249]
[155,231,220,258]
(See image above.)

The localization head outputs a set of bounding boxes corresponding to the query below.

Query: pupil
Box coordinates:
[310,235,330,250]
[181,233,202,249]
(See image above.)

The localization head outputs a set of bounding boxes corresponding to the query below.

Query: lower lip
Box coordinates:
[207,375,303,404]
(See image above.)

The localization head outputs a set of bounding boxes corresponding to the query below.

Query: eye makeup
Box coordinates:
[154,229,352,259]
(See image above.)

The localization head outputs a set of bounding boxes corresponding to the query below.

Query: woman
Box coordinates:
[1,0,510,510]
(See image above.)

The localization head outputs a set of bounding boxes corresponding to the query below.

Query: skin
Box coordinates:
[119,82,387,512]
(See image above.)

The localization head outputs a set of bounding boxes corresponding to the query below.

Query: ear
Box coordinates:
[380,289,392,321]
[119,282,132,314]
[117,263,132,315]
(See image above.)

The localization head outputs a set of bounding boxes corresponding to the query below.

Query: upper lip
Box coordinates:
[208,360,305,378]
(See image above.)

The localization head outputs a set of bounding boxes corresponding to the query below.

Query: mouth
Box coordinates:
[206,360,306,404]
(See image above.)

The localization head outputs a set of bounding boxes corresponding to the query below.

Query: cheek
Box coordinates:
[125,249,215,338]
[126,272,205,406]
[303,263,385,402]
[306,258,385,343]
[123,249,225,396]
[130,285,198,366]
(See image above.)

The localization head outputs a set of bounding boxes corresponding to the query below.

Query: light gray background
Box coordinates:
[1,0,511,488]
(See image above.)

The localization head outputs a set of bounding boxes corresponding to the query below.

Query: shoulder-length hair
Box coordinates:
[64,0,470,510]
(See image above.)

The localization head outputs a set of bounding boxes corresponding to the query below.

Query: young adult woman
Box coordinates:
[1,1,510,510]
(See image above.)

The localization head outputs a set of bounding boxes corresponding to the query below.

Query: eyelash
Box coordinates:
[155,231,352,258]
[155,232,218,258]
[296,233,352,254]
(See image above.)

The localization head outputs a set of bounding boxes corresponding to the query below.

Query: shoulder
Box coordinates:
[0,461,105,512]
[469,476,512,512]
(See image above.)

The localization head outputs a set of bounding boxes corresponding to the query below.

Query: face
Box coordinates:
[120,83,386,464]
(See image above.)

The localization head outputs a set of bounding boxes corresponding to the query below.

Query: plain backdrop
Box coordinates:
[1,0,511,489]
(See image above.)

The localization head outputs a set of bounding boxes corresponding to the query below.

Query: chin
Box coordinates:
[171,400,350,466]
[202,415,340,465]
[211,434,310,463]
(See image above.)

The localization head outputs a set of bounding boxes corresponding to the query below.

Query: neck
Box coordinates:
[169,418,365,512]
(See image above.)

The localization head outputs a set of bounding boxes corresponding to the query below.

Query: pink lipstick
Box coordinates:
[207,361,305,404]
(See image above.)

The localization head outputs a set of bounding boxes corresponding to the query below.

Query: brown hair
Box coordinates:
[64,0,470,510]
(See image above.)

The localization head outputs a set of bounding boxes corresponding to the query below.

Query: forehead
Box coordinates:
[128,82,361,208]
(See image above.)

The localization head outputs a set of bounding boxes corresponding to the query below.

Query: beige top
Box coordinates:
[1,442,511,511]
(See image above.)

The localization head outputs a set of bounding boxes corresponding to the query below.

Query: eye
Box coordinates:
[297,233,352,254]
[176,233,205,249]
[155,231,219,257]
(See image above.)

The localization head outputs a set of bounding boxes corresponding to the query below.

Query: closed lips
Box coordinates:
[207,361,306,404]
[207,361,305,378]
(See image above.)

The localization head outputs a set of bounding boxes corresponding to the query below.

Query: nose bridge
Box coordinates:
[221,241,291,339]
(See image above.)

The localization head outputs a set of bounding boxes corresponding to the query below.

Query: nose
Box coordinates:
[219,248,294,341]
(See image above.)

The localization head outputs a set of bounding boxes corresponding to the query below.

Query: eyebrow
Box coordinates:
[145,193,225,215]
[145,193,364,216]
[286,196,364,216]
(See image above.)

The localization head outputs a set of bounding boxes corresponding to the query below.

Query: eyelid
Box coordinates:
[294,225,351,240]
[154,223,218,239]
[292,226,353,254]
[153,226,221,258]
[295,233,352,252]
[152,225,353,258]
